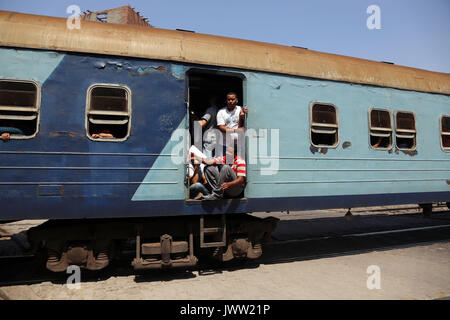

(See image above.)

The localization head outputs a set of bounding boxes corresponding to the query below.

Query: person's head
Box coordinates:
[208,95,217,106]
[225,143,238,159]
[226,92,238,110]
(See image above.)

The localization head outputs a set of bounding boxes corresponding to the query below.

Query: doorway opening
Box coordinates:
[186,69,246,201]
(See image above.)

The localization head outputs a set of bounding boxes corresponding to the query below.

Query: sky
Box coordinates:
[1,0,449,73]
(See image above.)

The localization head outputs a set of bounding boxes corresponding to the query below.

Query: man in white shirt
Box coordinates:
[216,92,248,157]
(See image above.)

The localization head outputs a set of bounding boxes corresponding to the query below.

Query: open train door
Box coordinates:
[185,69,246,200]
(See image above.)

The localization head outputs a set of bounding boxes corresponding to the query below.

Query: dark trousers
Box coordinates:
[204,165,243,198]
[189,182,210,198]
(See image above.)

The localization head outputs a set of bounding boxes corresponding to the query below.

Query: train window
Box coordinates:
[309,102,339,148]
[0,80,40,139]
[86,84,131,141]
[440,115,450,152]
[369,109,392,149]
[395,111,416,150]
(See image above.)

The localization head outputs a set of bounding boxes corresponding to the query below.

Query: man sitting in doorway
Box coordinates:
[187,145,210,199]
[191,143,246,200]
[188,162,211,200]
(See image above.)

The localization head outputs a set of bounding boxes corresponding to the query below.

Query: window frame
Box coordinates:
[309,101,339,149]
[440,114,450,152]
[85,83,132,142]
[394,110,417,151]
[368,108,393,150]
[0,79,41,140]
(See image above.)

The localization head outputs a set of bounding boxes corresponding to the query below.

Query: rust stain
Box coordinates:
[50,131,76,138]
[401,150,418,157]
[342,141,351,149]
[310,145,319,154]
[310,145,329,154]
[137,66,166,75]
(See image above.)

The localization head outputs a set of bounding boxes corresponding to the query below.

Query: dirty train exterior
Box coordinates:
[0,11,449,221]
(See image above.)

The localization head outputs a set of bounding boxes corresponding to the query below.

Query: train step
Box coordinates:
[200,215,226,248]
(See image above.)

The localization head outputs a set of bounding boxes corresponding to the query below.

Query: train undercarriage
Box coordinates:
[27,214,279,273]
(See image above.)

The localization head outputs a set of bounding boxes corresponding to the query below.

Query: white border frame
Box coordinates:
[85,83,132,142]
[394,110,417,151]
[440,114,450,152]
[309,101,339,149]
[0,78,41,140]
[368,107,393,151]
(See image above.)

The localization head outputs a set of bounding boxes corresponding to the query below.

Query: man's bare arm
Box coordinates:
[238,106,248,128]
[218,125,242,134]
[191,164,201,184]
[191,153,215,166]
[196,119,207,128]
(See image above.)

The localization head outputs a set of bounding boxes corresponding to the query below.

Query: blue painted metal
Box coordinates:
[0,47,449,221]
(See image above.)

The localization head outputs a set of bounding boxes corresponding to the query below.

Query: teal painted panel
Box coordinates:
[0,48,65,84]
[132,116,187,201]
[242,71,450,198]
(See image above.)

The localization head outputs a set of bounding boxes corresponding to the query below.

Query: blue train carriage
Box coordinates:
[0,11,448,271]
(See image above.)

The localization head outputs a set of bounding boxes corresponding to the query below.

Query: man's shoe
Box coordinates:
[201,193,222,201]
[193,192,204,200]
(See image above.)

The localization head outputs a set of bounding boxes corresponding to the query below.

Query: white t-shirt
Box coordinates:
[216,105,242,129]
[187,145,206,178]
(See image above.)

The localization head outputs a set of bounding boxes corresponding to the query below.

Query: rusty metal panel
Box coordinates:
[0,10,449,95]
[80,5,152,27]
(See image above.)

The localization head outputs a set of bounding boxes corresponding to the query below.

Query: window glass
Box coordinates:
[395,111,416,150]
[369,109,392,149]
[310,103,338,147]
[87,85,131,141]
[441,116,450,151]
[0,80,39,138]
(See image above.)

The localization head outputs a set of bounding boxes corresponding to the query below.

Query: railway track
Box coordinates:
[0,209,449,287]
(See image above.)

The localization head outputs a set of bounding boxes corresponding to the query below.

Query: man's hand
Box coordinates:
[1,132,10,141]
[191,153,208,165]
[240,106,248,118]
[221,176,244,191]
[221,182,231,191]
[190,110,200,121]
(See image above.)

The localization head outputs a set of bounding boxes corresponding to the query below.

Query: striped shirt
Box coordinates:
[213,156,247,179]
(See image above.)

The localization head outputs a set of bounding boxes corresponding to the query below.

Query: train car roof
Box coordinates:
[0,10,449,95]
